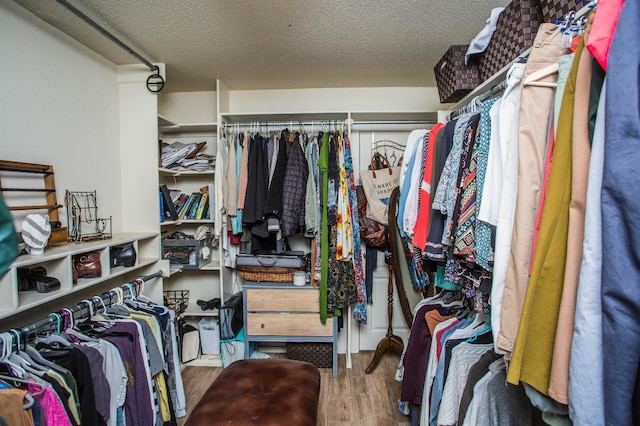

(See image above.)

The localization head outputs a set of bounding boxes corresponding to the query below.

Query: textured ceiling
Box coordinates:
[12,0,510,92]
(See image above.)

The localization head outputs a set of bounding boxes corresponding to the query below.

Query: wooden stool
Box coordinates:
[185,359,321,426]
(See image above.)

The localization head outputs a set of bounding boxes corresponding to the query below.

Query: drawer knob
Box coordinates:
[261,324,265,328]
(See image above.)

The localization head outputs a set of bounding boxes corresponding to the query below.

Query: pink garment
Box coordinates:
[29,381,72,426]
[586,0,624,71]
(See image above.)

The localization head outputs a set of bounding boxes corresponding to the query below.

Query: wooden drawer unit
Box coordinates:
[243,283,338,376]
[247,313,334,336]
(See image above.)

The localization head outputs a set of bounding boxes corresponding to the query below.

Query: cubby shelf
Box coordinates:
[0,232,159,320]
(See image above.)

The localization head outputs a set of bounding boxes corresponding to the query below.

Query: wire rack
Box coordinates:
[163,289,189,314]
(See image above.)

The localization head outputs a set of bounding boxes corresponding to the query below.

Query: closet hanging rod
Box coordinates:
[221,120,436,128]
[8,270,163,341]
[449,80,507,121]
[55,0,158,74]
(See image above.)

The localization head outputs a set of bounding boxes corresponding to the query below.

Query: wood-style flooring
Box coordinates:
[178,351,412,426]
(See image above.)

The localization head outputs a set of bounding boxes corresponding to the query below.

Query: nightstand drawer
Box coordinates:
[246,288,319,312]
[247,313,333,336]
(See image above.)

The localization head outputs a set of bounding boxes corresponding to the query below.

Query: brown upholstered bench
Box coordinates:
[185,359,321,425]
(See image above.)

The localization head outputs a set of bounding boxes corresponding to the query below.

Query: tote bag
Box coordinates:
[360,154,400,226]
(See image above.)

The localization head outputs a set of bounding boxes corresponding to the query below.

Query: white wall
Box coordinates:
[0,0,122,232]
[227,87,446,114]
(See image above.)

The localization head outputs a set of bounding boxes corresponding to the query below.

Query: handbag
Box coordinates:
[356,185,387,247]
[359,153,400,225]
[219,292,244,340]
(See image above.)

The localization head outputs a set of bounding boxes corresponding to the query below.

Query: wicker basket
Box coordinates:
[286,342,333,368]
[236,263,304,283]
[237,270,295,282]
[478,0,543,81]
[538,0,580,24]
[434,45,482,103]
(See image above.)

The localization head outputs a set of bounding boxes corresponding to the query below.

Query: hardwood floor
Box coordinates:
[177,351,412,426]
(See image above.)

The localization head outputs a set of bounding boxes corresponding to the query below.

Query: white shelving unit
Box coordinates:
[158,101,229,367]
[0,232,159,320]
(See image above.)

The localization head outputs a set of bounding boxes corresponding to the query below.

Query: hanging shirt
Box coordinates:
[475,97,500,270]
[214,137,228,237]
[397,129,427,237]
[412,122,444,251]
[336,132,353,260]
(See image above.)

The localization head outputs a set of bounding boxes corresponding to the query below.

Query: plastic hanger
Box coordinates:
[0,374,45,399]
[0,333,27,379]
[523,62,559,87]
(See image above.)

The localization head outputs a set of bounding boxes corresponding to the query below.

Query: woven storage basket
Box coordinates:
[434,45,482,103]
[478,0,543,81]
[237,270,295,282]
[286,342,333,368]
[236,264,303,282]
[538,0,580,24]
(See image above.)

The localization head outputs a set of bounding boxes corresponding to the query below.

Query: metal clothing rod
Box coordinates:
[14,270,163,338]
[55,0,158,73]
[222,120,435,128]
[449,79,507,121]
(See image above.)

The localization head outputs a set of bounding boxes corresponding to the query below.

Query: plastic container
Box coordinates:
[293,271,306,286]
[199,318,220,355]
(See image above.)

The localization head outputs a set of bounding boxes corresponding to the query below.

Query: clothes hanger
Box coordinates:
[37,314,72,347]
[523,62,559,87]
[0,374,45,398]
[0,333,27,379]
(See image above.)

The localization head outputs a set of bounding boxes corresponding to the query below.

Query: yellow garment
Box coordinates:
[507,38,585,393]
[47,369,81,425]
[130,312,171,422]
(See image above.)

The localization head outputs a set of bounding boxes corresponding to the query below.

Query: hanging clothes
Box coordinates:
[484,62,525,354]
[600,0,640,423]
[281,131,308,237]
[506,31,584,395]
[498,24,567,355]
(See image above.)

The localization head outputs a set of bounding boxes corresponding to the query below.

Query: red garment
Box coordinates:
[411,122,445,250]
[586,0,624,71]
[531,122,555,273]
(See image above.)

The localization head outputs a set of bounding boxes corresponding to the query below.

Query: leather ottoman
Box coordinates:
[185,359,321,425]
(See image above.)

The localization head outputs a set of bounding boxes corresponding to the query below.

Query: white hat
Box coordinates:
[21,214,51,255]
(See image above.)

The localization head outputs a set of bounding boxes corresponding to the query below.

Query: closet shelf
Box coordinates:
[10,232,157,268]
[220,111,348,123]
[158,167,214,177]
[0,232,161,320]
[182,302,219,318]
[11,257,157,316]
[161,219,214,227]
[200,261,221,271]
[182,353,222,368]
[158,114,217,134]
[448,46,533,113]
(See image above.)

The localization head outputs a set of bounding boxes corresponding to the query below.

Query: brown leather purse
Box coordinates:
[72,251,102,280]
[356,185,387,248]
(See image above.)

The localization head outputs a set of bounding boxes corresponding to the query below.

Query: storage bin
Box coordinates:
[199,318,220,355]
[161,237,211,269]
[286,342,333,369]
[538,0,580,24]
[434,45,482,103]
[220,328,257,368]
[478,0,543,81]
